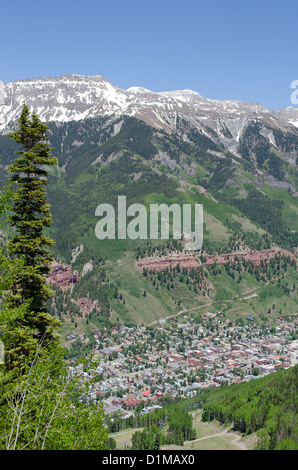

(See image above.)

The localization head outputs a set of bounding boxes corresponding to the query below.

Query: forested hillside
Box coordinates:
[1,112,297,334]
[199,365,298,450]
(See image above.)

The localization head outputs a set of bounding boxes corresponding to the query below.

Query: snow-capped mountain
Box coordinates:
[1,74,298,159]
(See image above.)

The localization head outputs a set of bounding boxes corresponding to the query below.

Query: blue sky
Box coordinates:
[1,0,297,109]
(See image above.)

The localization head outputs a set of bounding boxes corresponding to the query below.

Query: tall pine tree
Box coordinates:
[7,104,60,342]
[0,107,108,450]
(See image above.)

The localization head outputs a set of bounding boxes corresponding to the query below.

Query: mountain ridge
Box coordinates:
[1,75,298,164]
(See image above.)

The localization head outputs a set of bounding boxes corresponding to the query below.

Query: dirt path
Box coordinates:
[111,427,143,437]
[148,302,214,325]
[230,433,247,450]
[184,428,247,450]
[113,425,248,450]
[111,416,249,451]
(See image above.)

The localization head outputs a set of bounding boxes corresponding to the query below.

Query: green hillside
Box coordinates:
[199,365,298,450]
[1,116,297,334]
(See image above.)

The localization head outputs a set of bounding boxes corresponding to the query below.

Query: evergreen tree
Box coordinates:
[0,110,108,450]
[7,104,60,342]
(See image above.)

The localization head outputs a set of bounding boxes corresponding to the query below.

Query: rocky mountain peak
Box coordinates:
[0,75,298,161]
